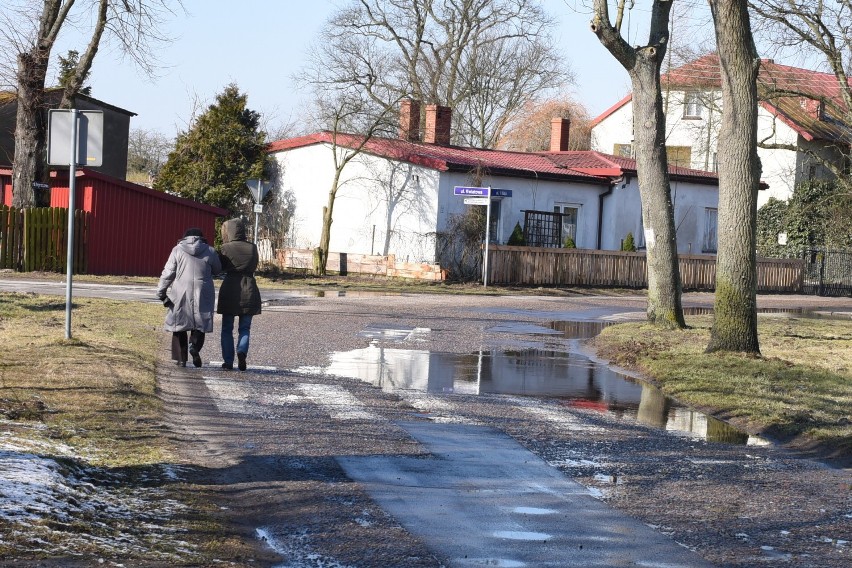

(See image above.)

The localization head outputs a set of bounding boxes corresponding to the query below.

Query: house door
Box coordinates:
[553,204,579,246]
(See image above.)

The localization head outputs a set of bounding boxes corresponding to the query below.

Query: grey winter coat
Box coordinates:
[156,236,222,332]
[216,218,262,316]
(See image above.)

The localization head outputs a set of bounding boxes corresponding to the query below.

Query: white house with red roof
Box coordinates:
[267,102,722,267]
[590,54,851,207]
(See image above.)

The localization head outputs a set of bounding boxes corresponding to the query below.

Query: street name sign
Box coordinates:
[464,197,489,205]
[453,186,512,197]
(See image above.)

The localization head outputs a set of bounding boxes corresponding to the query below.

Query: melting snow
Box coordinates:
[0,426,197,561]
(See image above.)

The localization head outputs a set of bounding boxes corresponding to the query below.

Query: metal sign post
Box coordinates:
[483,186,492,287]
[47,109,104,340]
[454,186,511,288]
[246,179,272,243]
[64,110,78,340]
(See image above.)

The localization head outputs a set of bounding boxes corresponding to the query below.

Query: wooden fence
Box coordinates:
[0,205,89,273]
[487,245,805,292]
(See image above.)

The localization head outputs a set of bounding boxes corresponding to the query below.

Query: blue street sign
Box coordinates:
[454,186,488,196]
[453,186,513,197]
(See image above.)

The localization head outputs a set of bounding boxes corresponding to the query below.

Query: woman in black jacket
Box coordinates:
[217,218,262,371]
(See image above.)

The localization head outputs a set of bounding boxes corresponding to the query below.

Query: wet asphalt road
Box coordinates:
[3,278,852,567]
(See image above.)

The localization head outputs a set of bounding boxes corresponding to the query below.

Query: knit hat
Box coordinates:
[183,227,203,238]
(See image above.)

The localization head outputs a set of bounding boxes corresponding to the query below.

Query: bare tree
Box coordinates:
[126,127,172,184]
[361,159,435,257]
[591,0,686,329]
[312,0,571,148]
[749,0,852,192]
[297,41,403,274]
[0,0,183,208]
[497,97,592,152]
[706,0,761,354]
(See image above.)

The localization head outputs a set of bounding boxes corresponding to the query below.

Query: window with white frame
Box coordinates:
[684,92,704,119]
[703,208,718,253]
[553,204,579,247]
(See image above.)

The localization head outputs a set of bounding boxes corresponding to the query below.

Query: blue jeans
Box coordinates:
[221,314,252,365]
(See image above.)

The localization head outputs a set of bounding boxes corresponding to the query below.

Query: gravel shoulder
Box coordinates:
[161,291,852,567]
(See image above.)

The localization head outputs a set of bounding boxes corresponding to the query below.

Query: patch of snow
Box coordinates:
[257,527,357,568]
[0,435,198,561]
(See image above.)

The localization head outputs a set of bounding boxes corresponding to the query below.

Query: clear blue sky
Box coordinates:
[77,0,711,138]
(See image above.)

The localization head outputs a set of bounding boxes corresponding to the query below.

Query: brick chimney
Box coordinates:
[800,97,825,120]
[424,104,452,145]
[549,117,571,152]
[399,99,421,142]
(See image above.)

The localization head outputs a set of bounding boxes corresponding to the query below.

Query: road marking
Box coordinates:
[298,383,378,421]
[203,376,252,415]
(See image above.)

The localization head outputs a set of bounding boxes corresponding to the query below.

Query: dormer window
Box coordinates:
[684,92,704,119]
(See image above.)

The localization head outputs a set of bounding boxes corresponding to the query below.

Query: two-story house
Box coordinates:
[590,54,851,207]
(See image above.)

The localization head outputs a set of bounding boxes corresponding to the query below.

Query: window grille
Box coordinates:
[523,210,568,248]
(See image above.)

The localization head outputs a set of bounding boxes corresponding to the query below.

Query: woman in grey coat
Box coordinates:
[217,218,261,371]
[156,228,222,367]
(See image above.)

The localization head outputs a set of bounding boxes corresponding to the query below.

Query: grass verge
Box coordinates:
[0,292,252,564]
[592,314,852,463]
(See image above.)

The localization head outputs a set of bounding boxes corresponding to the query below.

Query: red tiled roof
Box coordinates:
[267,132,719,185]
[591,54,851,143]
[667,54,850,142]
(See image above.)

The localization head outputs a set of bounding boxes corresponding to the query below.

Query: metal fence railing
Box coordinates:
[802,249,852,297]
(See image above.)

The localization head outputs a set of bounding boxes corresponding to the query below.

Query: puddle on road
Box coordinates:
[271,289,403,298]
[316,345,767,445]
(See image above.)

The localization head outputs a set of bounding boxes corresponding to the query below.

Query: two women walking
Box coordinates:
[156,219,261,370]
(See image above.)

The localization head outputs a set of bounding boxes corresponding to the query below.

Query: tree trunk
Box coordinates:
[630,52,686,328]
[316,170,343,276]
[706,0,761,354]
[11,53,49,209]
[11,0,70,209]
[592,0,685,329]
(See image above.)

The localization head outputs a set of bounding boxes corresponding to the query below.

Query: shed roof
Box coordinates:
[0,89,136,117]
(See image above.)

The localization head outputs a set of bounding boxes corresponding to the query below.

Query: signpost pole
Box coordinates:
[254,179,261,243]
[483,186,491,287]
[64,110,78,340]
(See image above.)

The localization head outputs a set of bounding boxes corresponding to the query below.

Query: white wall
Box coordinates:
[671,180,721,254]
[591,101,634,156]
[600,176,720,255]
[270,144,440,262]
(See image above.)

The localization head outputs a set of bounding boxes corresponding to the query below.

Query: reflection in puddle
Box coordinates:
[488,320,614,339]
[684,306,852,319]
[357,324,430,342]
[320,346,767,446]
[548,320,614,339]
[273,289,404,298]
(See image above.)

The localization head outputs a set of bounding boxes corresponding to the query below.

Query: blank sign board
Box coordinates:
[47,110,104,167]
